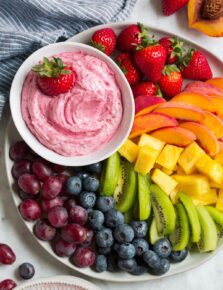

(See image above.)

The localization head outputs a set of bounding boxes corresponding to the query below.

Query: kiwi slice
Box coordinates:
[150,184,176,235]
[206,206,223,240]
[196,205,218,252]
[169,203,190,251]
[115,160,137,213]
[138,173,151,221]
[100,152,121,196]
[179,193,201,243]
[149,217,164,245]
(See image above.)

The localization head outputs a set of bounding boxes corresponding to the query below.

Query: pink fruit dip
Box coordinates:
[21,51,123,156]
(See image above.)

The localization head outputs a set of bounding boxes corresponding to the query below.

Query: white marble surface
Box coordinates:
[1,0,223,289]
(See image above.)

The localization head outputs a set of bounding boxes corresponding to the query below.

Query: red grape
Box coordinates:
[12,159,31,179]
[48,206,68,228]
[18,174,40,195]
[0,279,17,290]
[54,239,76,257]
[83,229,94,246]
[19,199,41,221]
[32,160,52,181]
[61,223,87,244]
[52,164,66,174]
[34,219,56,241]
[9,141,29,161]
[41,197,64,212]
[41,176,63,200]
[69,206,88,225]
[72,247,95,267]
[0,244,16,265]
[64,198,76,211]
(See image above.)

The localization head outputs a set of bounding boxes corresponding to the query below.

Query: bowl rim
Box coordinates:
[9,42,134,166]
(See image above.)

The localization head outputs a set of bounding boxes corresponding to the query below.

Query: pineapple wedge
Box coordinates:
[172,174,210,197]
[170,188,179,204]
[134,146,160,175]
[195,154,223,184]
[178,142,204,174]
[138,134,165,152]
[151,169,178,195]
[156,144,183,170]
[118,139,139,163]
[191,189,218,206]
[161,167,173,176]
[216,189,223,212]
[214,150,223,166]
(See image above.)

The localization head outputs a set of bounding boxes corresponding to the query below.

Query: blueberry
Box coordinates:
[151,258,170,275]
[131,221,148,238]
[66,176,82,196]
[114,224,134,243]
[97,246,111,255]
[132,238,149,256]
[88,210,104,230]
[96,196,114,212]
[93,255,107,272]
[83,176,100,192]
[117,243,136,259]
[143,250,160,269]
[77,172,89,180]
[18,263,35,279]
[118,258,137,272]
[107,253,119,272]
[113,243,120,252]
[86,162,102,174]
[79,191,96,209]
[153,238,172,258]
[128,265,148,276]
[105,209,124,228]
[170,248,188,263]
[95,228,114,248]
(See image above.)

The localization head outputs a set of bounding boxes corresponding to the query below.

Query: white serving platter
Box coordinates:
[4,22,223,282]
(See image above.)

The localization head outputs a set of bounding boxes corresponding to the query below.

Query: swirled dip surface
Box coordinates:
[21,52,123,156]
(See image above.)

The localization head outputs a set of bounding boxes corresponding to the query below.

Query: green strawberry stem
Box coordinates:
[162,64,180,76]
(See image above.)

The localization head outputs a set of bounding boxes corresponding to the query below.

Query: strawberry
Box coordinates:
[134,42,167,82]
[159,37,184,64]
[115,53,141,85]
[91,28,116,56]
[117,23,148,53]
[131,81,157,98]
[32,57,74,96]
[158,65,183,99]
[162,0,188,16]
[180,49,213,81]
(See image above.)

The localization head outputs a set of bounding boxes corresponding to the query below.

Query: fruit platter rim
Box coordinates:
[4,22,223,283]
[14,275,101,290]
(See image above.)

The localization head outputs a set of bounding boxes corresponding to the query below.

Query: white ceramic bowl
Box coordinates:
[10,42,134,166]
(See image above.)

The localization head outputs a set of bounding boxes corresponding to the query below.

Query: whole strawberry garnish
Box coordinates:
[134,41,167,82]
[131,81,157,98]
[91,28,116,56]
[162,0,188,16]
[180,49,213,81]
[115,53,141,85]
[159,37,184,64]
[32,57,74,96]
[158,65,183,99]
[117,23,148,53]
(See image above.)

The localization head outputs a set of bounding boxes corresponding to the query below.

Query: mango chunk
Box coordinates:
[138,134,165,152]
[151,169,178,195]
[214,150,223,166]
[216,189,223,212]
[161,167,173,176]
[195,154,223,184]
[210,180,223,189]
[134,146,160,175]
[172,174,210,197]
[176,166,185,175]
[118,139,139,163]
[156,144,183,170]
[191,189,218,206]
[178,142,204,174]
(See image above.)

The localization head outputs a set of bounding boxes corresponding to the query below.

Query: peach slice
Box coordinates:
[207,78,223,91]
[170,92,216,113]
[129,112,178,139]
[201,111,223,139]
[208,96,223,114]
[185,81,223,98]
[135,95,165,117]
[180,122,220,156]
[151,126,196,147]
[154,102,204,122]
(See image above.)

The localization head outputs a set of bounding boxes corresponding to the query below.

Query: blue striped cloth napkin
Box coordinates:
[0,0,137,118]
